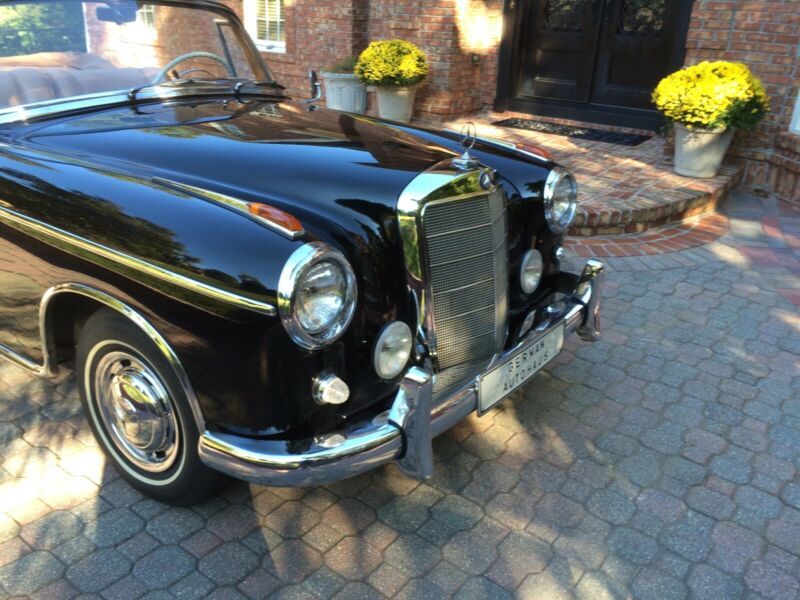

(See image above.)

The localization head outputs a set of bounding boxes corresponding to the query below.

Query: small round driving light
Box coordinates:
[520,249,543,294]
[312,372,350,405]
[373,321,413,380]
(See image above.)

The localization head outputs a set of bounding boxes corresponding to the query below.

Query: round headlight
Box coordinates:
[544,167,578,234]
[373,321,413,380]
[278,243,357,350]
[520,249,543,294]
[296,261,347,334]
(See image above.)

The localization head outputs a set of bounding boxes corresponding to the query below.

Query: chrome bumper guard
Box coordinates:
[199,260,605,486]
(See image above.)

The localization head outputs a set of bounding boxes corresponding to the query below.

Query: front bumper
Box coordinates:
[199,259,605,486]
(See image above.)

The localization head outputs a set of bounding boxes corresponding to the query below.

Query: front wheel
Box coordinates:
[76,309,225,504]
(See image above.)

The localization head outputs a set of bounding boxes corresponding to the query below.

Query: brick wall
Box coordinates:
[252,0,369,99]
[770,132,800,204]
[684,0,800,190]
[225,0,506,121]
[85,2,250,75]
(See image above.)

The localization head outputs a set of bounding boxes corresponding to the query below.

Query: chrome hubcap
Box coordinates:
[94,351,179,473]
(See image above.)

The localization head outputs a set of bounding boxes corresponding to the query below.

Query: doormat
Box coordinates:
[492,118,651,146]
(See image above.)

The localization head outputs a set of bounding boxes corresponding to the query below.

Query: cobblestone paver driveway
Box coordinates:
[1,190,799,600]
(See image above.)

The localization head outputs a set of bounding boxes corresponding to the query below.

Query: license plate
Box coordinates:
[478,324,564,413]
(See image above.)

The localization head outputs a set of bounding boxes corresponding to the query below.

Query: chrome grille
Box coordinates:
[421,189,508,397]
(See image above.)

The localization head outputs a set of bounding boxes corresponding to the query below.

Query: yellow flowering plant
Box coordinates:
[355,39,429,87]
[652,61,769,131]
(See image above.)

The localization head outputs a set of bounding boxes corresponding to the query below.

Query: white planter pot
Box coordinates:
[673,123,734,178]
[321,72,367,114]
[375,86,418,123]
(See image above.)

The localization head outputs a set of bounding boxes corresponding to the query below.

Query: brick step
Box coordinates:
[570,164,742,237]
[565,211,730,257]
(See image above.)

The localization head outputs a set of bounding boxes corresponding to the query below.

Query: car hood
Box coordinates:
[23,98,457,246]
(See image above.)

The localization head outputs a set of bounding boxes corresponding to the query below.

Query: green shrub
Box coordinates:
[355,39,428,87]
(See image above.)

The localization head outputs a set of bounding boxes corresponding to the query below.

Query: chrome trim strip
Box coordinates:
[0,344,42,374]
[0,283,206,432]
[0,206,277,316]
[152,178,305,240]
[197,261,604,486]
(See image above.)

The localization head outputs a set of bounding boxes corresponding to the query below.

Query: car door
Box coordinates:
[0,205,47,365]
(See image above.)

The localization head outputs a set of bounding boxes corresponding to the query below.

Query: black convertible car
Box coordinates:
[0,0,603,503]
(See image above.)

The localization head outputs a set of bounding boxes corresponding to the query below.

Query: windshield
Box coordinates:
[0,1,272,112]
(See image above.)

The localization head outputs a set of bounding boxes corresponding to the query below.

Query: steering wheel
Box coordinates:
[152,51,234,84]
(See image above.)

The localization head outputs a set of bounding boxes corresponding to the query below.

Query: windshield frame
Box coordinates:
[0,0,278,126]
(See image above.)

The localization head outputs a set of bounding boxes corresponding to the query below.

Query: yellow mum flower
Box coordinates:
[652,61,770,131]
[355,40,429,87]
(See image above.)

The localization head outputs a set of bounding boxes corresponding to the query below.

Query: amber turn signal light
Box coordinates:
[248,203,304,235]
[516,143,551,161]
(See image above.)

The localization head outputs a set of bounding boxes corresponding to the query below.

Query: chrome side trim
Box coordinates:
[152,178,305,240]
[0,283,205,432]
[0,206,277,316]
[197,260,604,486]
[0,344,42,374]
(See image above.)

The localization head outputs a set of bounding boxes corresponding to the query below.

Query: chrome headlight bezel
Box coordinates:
[543,166,578,234]
[278,242,357,350]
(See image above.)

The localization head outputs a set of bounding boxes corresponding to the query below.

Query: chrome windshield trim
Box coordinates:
[0,83,281,126]
[153,178,304,240]
[0,206,277,316]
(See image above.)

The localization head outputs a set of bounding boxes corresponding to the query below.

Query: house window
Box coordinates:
[791,92,800,135]
[137,4,156,32]
[244,0,285,53]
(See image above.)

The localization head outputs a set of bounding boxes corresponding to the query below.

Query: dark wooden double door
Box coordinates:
[498,0,694,129]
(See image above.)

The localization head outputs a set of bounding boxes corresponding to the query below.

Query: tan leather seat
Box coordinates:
[0,51,114,70]
[0,64,160,109]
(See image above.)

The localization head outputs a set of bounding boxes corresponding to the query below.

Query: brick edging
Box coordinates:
[565,212,729,257]
[570,167,742,237]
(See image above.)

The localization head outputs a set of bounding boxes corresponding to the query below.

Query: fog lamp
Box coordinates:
[373,321,413,380]
[520,249,543,294]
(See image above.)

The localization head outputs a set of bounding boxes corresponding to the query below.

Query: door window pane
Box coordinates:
[544,0,587,32]
[619,0,666,35]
